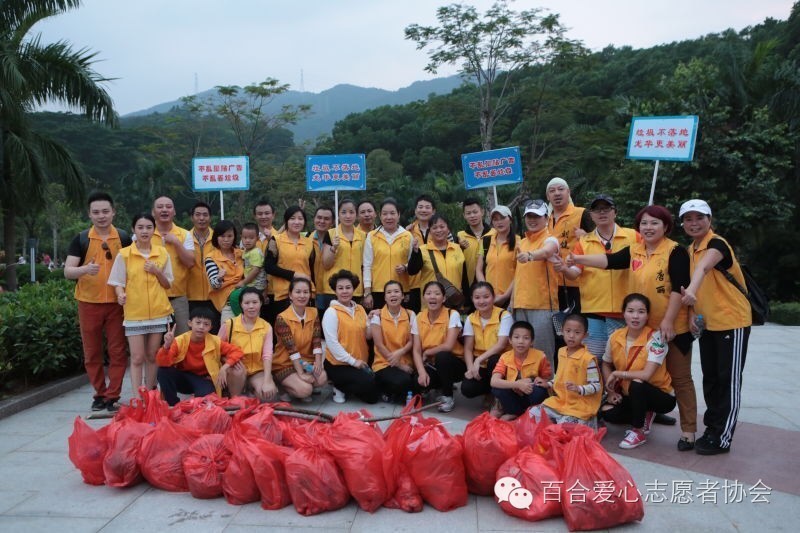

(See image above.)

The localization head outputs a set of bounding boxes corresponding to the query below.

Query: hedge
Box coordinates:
[770,302,800,326]
[0,279,83,385]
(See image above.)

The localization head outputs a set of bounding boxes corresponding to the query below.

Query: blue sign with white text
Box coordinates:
[306,154,366,191]
[461,147,523,190]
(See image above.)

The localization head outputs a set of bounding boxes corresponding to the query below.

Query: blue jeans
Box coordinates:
[585,316,625,359]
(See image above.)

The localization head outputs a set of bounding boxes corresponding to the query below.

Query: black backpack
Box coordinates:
[715,263,769,326]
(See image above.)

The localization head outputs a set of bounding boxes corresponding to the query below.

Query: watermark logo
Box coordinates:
[494,477,532,510]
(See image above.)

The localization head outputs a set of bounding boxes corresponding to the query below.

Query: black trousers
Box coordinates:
[375,366,418,399]
[558,285,581,315]
[324,360,380,403]
[264,298,291,329]
[460,353,500,398]
[424,351,467,396]
[602,380,677,429]
[157,366,215,406]
[699,327,750,448]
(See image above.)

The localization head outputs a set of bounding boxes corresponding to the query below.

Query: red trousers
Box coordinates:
[78,301,128,400]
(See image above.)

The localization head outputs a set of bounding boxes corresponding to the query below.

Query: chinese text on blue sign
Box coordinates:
[461,147,523,190]
[306,154,366,191]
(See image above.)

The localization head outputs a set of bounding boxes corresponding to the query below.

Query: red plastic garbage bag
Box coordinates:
[495,447,563,522]
[285,426,350,516]
[241,404,283,444]
[382,398,423,512]
[103,417,154,487]
[179,402,232,435]
[463,412,518,495]
[138,416,202,491]
[68,417,109,485]
[115,387,169,424]
[535,423,606,474]
[515,405,552,447]
[561,436,644,531]
[405,418,468,511]
[182,434,232,499]
[325,410,388,512]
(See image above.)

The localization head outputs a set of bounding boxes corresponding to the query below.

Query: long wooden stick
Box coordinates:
[360,402,442,423]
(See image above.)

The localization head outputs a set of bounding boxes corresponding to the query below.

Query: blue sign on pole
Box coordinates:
[461,147,523,190]
[626,115,699,162]
[306,154,367,191]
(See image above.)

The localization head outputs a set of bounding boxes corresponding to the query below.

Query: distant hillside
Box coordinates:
[123,76,464,143]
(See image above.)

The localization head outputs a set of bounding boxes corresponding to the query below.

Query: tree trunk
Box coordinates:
[3,202,18,291]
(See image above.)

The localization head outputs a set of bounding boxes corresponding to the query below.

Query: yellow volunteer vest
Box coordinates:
[549,204,586,288]
[256,226,278,296]
[629,239,689,335]
[498,348,548,381]
[575,226,640,315]
[608,326,672,395]
[152,224,191,298]
[458,226,494,286]
[270,232,314,301]
[207,247,244,312]
[689,232,751,330]
[186,228,214,301]
[369,229,412,292]
[324,225,366,296]
[74,226,124,304]
[117,244,173,321]
[227,315,271,376]
[324,302,369,366]
[273,306,319,372]
[372,306,413,372]
[466,306,509,363]
[543,346,601,420]
[483,233,517,295]
[513,229,558,310]
[418,242,465,309]
[416,308,464,357]
[173,333,224,396]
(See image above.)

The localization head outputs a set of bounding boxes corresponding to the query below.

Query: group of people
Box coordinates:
[66,178,752,457]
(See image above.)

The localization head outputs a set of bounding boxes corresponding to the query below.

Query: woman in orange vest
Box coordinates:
[321,199,366,309]
[679,199,751,455]
[362,198,413,311]
[272,277,328,401]
[475,205,516,308]
[263,206,315,325]
[412,280,465,413]
[108,213,174,394]
[322,269,378,404]
[204,220,244,324]
[371,280,416,402]
[568,204,697,451]
[217,287,273,401]
[601,293,676,450]
[461,282,512,400]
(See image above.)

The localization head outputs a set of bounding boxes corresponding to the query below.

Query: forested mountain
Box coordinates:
[13,3,800,299]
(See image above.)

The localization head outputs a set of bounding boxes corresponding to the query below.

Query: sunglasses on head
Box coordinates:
[101,241,112,260]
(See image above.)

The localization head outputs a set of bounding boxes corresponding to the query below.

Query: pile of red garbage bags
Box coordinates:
[68,391,643,529]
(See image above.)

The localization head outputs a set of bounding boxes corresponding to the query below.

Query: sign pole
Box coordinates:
[334,190,339,228]
[648,160,660,206]
[492,186,499,208]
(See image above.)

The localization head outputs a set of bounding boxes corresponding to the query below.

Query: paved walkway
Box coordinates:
[0,324,798,532]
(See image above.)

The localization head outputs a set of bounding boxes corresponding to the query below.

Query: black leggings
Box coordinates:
[424,351,466,396]
[601,380,677,429]
[324,360,380,403]
[375,366,418,399]
[460,354,500,398]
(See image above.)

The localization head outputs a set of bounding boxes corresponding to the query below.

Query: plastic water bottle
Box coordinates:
[406,391,413,406]
[301,361,314,373]
[693,314,705,339]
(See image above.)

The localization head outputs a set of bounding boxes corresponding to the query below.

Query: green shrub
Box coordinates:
[17,264,62,287]
[770,302,800,326]
[0,279,82,383]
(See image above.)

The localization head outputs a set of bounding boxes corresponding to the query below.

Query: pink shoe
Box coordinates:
[643,411,656,435]
[619,428,647,449]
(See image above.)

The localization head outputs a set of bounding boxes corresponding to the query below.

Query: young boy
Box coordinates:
[156,307,246,405]
[536,314,603,428]
[490,321,553,420]
[239,223,267,292]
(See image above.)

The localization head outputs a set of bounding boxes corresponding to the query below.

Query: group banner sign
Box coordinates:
[626,116,699,162]
[461,147,523,190]
[306,154,366,191]
[192,156,250,191]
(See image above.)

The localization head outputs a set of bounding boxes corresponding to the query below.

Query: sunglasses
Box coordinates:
[101,241,112,260]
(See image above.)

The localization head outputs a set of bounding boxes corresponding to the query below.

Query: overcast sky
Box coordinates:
[34,0,795,115]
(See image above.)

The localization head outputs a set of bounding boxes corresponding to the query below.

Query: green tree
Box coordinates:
[1,0,115,290]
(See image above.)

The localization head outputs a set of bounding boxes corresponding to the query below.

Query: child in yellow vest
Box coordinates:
[156,307,245,406]
[490,321,553,420]
[532,314,602,429]
[600,293,676,449]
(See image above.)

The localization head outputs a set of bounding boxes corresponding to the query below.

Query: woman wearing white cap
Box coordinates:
[512,199,560,366]
[476,205,517,308]
[679,199,751,455]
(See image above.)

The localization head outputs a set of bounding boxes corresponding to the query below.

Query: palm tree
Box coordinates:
[1,0,115,290]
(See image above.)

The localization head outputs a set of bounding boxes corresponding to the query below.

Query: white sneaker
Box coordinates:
[437,395,455,413]
[619,428,647,449]
[332,387,346,404]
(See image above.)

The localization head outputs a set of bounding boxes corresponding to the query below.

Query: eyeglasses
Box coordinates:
[101,241,112,260]
[591,207,614,214]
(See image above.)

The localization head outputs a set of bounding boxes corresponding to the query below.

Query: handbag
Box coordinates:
[715,262,769,326]
[428,249,465,309]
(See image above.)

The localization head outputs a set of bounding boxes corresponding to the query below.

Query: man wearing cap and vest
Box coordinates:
[457,197,495,291]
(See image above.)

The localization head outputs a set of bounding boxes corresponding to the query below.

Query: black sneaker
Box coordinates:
[653,413,677,426]
[105,398,120,412]
[695,434,730,455]
[91,397,106,411]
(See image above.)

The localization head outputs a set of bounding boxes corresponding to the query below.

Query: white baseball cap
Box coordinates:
[490,205,512,218]
[679,199,712,218]
[523,199,548,217]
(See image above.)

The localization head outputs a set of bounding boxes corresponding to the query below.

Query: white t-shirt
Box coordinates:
[462,311,513,337]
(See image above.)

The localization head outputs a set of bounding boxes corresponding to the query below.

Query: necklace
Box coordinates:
[596,227,615,251]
